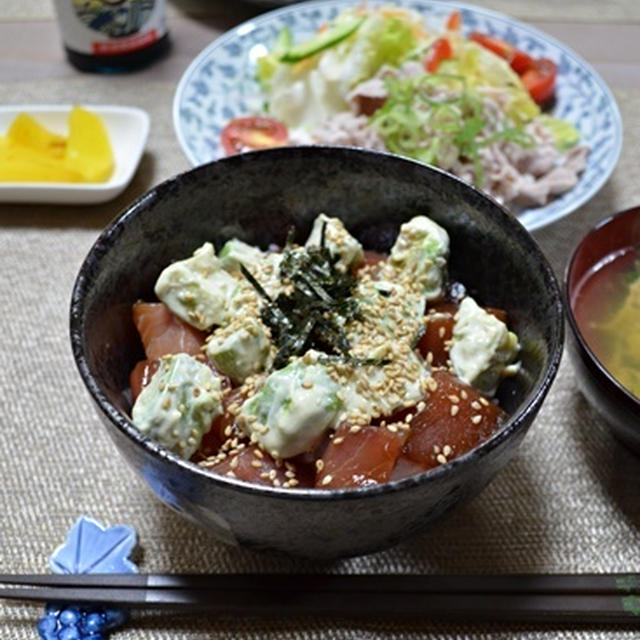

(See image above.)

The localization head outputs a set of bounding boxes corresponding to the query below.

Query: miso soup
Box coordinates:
[572,246,640,398]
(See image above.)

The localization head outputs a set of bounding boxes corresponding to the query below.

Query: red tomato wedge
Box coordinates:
[316,423,406,489]
[402,370,506,470]
[521,58,558,105]
[469,32,535,75]
[509,48,537,75]
[469,32,557,104]
[130,359,160,402]
[132,302,207,361]
[425,37,453,73]
[220,117,288,156]
[446,10,461,31]
[470,32,516,60]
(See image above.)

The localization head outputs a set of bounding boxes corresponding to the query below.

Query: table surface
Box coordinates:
[1,2,639,639]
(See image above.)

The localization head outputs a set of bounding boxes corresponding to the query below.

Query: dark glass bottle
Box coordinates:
[54,0,169,73]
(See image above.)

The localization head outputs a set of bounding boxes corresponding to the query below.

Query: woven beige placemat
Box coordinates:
[0,76,639,639]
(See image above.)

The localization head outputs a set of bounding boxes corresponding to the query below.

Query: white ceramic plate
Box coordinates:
[173,0,622,231]
[0,105,149,205]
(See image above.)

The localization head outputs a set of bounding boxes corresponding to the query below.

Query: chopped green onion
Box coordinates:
[370,72,532,188]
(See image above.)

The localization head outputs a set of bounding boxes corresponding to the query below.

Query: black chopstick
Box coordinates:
[2,573,640,624]
[2,572,640,595]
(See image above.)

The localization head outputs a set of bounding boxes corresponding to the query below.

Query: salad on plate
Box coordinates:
[220,5,589,210]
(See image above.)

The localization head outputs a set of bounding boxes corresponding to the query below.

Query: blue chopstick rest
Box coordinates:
[37,515,138,640]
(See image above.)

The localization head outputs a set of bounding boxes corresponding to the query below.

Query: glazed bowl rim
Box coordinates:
[70,145,564,501]
[564,204,640,410]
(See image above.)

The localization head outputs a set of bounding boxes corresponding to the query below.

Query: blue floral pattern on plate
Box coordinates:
[37,516,138,640]
[172,0,622,231]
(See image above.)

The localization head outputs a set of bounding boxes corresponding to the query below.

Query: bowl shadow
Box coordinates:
[570,394,640,533]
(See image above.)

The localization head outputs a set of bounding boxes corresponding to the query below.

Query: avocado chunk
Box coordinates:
[154,242,240,330]
[219,238,265,273]
[388,215,449,301]
[449,296,520,395]
[219,240,283,299]
[131,353,223,459]
[305,213,364,271]
[205,317,271,385]
[238,357,343,458]
[281,16,365,63]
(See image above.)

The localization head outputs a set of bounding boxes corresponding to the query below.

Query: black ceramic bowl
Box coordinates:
[70,147,563,559]
[565,205,640,454]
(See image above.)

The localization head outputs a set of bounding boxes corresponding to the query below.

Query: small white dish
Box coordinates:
[0,104,149,205]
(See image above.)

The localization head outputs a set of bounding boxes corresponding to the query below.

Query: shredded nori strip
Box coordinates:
[241,226,387,370]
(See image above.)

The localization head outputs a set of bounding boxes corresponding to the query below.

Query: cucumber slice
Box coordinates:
[281,16,365,63]
[275,25,293,54]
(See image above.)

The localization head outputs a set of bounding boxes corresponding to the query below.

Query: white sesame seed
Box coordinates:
[443,445,452,456]
[450,405,459,417]
[436,454,447,465]
[471,415,483,424]
[321,475,333,486]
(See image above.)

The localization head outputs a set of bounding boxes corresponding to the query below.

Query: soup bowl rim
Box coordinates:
[564,204,640,409]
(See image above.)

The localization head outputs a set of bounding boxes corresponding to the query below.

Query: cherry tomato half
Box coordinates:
[425,37,453,73]
[220,117,289,156]
[521,57,558,105]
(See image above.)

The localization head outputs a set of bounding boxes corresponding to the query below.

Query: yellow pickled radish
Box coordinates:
[0,141,84,182]
[6,113,66,158]
[64,105,114,182]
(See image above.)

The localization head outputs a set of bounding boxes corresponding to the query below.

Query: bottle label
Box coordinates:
[54,0,167,56]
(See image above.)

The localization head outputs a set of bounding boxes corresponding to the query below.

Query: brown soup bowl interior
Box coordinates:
[565,205,640,454]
